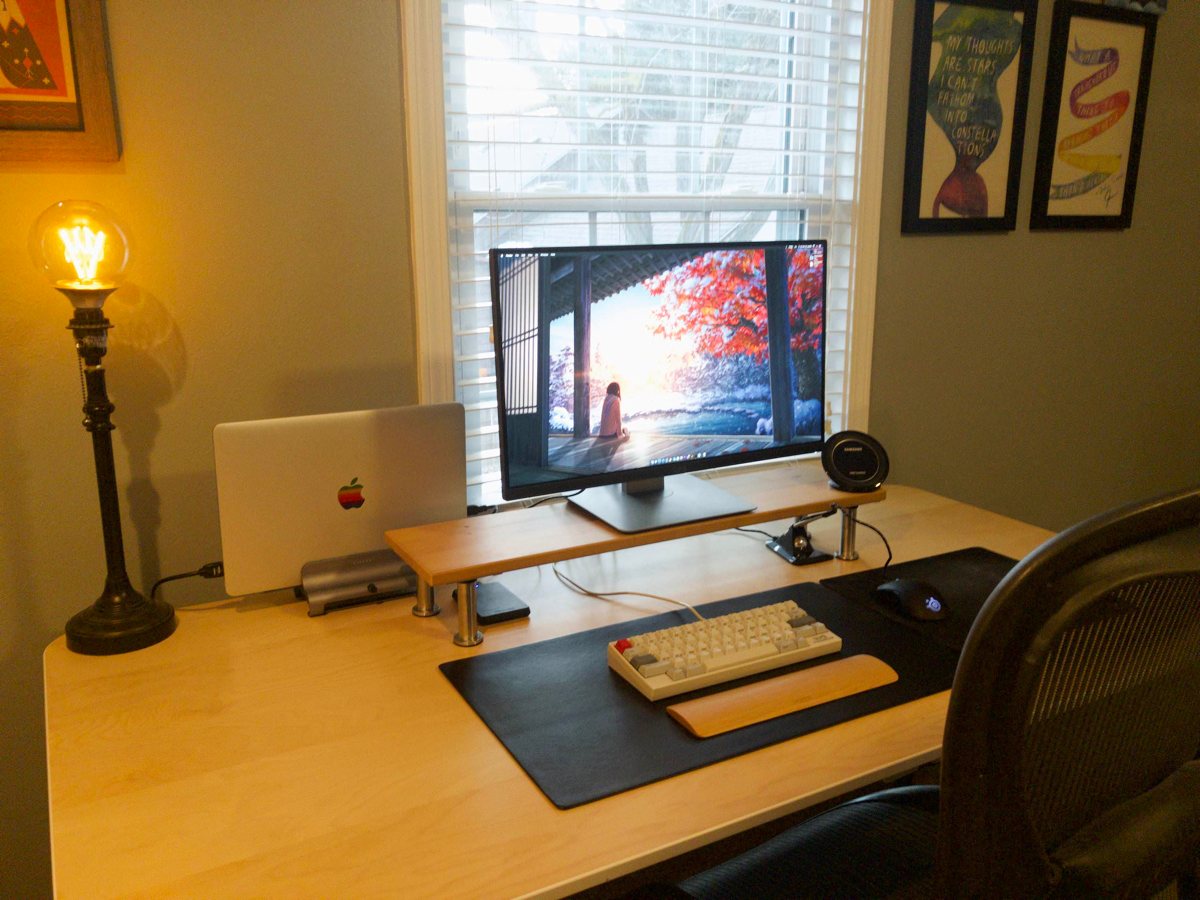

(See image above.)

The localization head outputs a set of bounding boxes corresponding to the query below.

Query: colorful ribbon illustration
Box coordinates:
[1050,40,1130,201]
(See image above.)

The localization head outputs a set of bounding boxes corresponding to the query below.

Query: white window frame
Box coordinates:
[398,0,893,428]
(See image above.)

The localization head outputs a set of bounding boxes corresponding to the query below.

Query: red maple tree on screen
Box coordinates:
[645,247,823,361]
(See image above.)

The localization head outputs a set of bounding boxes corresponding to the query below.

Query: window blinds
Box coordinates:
[439,0,870,501]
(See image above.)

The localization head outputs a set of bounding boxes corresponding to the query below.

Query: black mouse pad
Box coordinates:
[440,580,963,809]
[819,547,1019,653]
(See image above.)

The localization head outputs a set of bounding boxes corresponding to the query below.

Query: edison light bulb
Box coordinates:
[59,224,108,284]
[30,200,131,300]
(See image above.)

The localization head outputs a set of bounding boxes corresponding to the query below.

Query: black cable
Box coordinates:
[527,489,583,507]
[754,504,839,541]
[856,518,893,569]
[150,561,224,599]
[797,504,839,526]
[737,526,775,538]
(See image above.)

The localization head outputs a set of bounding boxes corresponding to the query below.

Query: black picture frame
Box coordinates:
[1030,1,1157,230]
[901,0,1037,234]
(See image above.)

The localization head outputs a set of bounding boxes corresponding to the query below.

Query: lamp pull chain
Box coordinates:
[77,351,88,406]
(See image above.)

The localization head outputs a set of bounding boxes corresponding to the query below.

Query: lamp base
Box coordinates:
[65,587,177,655]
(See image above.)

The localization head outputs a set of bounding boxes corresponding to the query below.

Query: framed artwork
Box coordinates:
[901,0,1037,234]
[1030,1,1157,229]
[0,0,121,161]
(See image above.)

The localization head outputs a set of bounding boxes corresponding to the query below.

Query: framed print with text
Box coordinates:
[0,0,121,161]
[902,0,1037,234]
[1030,1,1157,229]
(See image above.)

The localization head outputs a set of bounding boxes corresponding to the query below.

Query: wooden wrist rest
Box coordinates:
[666,654,898,738]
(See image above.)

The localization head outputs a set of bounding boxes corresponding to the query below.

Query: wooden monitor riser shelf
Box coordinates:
[386,462,885,646]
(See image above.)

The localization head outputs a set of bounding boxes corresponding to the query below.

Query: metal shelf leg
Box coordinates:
[412,578,441,617]
[453,580,484,647]
[838,506,860,561]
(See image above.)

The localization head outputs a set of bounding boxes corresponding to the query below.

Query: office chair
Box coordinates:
[671,486,1200,899]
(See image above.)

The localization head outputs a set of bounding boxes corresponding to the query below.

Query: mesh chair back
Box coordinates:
[937,487,1200,896]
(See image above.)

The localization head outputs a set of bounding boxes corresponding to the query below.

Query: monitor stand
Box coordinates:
[568,473,756,533]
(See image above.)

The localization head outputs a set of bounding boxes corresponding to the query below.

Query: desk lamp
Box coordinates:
[30,200,176,654]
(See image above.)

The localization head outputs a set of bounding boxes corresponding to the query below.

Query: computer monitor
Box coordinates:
[490,238,826,532]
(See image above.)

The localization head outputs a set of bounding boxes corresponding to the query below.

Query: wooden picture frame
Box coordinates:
[1030,1,1157,230]
[0,0,121,162]
[901,0,1037,234]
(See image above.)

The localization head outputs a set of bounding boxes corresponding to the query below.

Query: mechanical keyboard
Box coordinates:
[607,599,843,701]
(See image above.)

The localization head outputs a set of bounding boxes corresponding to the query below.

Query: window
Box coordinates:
[401,0,892,502]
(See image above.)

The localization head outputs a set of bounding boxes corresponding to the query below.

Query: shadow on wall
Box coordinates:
[107,278,416,600]
[106,284,188,595]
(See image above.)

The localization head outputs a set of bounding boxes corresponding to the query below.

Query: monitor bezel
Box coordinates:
[489,238,828,502]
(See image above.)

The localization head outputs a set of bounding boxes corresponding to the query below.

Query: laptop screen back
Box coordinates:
[213,403,466,596]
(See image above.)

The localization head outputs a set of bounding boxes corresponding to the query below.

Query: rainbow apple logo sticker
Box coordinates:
[338,477,365,510]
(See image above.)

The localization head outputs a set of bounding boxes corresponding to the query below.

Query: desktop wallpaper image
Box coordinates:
[497,244,825,490]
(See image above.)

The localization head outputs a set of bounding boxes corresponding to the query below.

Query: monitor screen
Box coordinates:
[490,239,826,528]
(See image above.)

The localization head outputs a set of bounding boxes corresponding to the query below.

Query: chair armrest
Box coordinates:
[1053,761,1200,896]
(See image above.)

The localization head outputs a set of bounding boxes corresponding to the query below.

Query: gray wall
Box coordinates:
[0,2,416,895]
[871,0,1200,531]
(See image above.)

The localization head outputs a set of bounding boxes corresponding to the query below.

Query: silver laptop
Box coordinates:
[213,403,466,604]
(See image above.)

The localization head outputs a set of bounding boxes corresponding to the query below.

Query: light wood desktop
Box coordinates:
[43,462,1052,898]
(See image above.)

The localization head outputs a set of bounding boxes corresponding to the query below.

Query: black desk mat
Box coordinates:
[441,578,968,809]
[819,547,1018,654]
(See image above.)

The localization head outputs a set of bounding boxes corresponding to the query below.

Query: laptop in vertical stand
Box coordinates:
[213,403,466,611]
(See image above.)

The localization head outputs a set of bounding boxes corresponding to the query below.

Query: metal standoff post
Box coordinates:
[412,577,440,617]
[453,580,484,647]
[837,505,860,561]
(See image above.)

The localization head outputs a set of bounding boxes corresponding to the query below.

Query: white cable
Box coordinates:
[551,564,705,622]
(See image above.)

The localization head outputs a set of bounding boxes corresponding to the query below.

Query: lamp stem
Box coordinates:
[83,358,134,590]
[63,305,176,654]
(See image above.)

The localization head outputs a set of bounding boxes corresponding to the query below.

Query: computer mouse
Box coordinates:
[875,578,948,621]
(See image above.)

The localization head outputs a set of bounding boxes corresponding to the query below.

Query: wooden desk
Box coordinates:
[43,464,1052,898]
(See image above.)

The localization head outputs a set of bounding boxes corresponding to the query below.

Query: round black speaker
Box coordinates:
[822,430,889,492]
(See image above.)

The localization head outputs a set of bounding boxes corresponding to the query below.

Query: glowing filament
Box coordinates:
[58,225,108,285]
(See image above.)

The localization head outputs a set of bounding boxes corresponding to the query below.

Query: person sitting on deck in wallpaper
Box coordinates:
[598,382,630,442]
